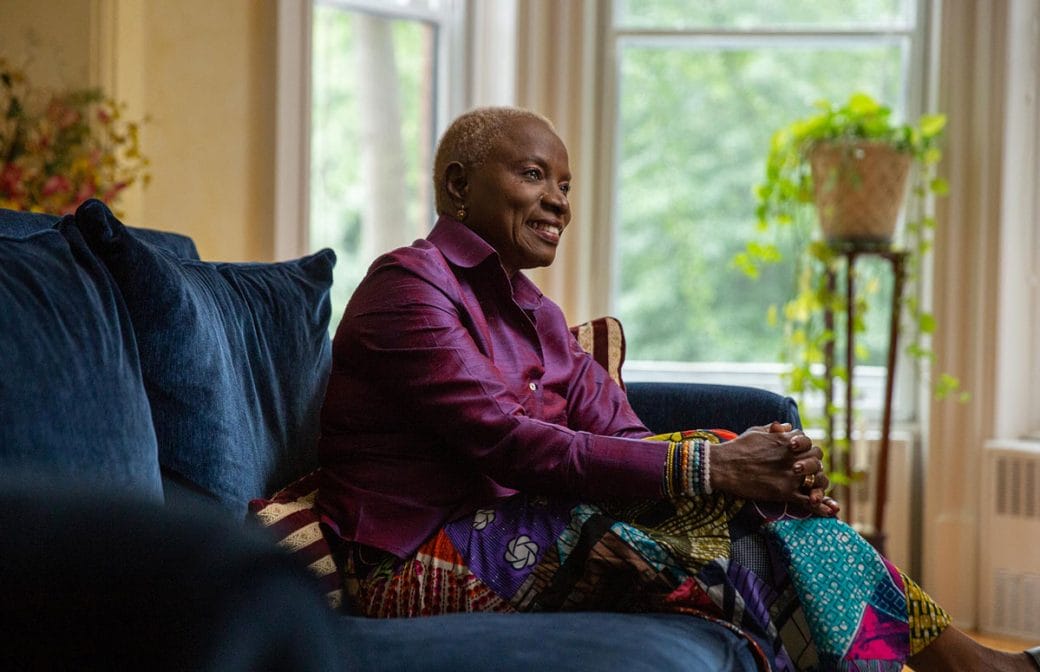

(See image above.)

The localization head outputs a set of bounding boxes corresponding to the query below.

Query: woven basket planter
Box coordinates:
[809,140,912,247]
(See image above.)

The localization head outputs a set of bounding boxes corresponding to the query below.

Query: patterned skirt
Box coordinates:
[346,431,951,672]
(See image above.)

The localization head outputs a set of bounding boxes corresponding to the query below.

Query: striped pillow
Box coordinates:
[248,470,342,610]
[569,315,627,390]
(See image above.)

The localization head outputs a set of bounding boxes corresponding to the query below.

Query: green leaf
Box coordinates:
[905,343,931,359]
[847,92,881,116]
[731,252,759,278]
[766,304,778,327]
[918,113,947,138]
[934,373,961,400]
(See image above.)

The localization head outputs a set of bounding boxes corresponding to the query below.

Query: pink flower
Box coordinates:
[1,163,24,197]
[76,181,97,203]
[41,174,71,197]
[48,100,81,129]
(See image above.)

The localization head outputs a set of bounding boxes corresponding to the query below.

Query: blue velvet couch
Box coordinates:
[0,201,800,671]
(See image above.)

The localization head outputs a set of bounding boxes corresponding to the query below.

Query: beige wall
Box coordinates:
[0,0,93,88]
[134,1,277,261]
[2,0,278,261]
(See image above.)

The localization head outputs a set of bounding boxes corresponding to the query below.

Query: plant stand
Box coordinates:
[822,244,908,557]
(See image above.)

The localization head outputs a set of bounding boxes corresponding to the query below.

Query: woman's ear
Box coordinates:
[445,162,467,204]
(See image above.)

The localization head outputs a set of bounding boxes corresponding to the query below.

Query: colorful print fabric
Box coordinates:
[348,430,950,672]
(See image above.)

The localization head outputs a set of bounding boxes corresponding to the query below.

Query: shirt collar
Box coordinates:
[428,215,497,268]
[427,215,544,310]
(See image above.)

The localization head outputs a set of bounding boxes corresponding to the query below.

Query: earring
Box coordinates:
[456,206,467,221]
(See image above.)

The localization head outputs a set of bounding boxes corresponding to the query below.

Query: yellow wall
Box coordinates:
[2,0,278,261]
[0,0,93,88]
[135,1,277,261]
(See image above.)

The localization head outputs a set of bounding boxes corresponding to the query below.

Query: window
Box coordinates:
[609,0,929,420]
[306,0,462,320]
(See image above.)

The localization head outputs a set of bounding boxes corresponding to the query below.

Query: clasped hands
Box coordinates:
[711,421,841,518]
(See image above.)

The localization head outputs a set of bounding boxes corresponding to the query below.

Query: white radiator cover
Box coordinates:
[979,439,1040,639]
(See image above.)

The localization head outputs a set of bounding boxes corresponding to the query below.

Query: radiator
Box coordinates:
[979,439,1040,639]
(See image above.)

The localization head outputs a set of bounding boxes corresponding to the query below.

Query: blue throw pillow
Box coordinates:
[1,206,200,260]
[0,227,163,500]
[126,226,200,261]
[0,208,59,237]
[68,199,335,513]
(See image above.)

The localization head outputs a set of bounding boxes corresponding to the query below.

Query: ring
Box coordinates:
[802,473,816,489]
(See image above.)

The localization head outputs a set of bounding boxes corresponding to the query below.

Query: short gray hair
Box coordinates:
[432,106,554,216]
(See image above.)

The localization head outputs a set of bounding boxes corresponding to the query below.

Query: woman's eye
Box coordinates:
[560,183,570,195]
[523,168,543,180]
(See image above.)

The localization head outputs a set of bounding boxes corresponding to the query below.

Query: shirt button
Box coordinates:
[529,382,537,391]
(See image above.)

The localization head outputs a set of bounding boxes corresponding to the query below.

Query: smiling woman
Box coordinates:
[439,109,572,275]
[311,105,1037,672]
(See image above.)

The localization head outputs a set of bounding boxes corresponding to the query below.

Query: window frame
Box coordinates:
[273,0,467,262]
[604,0,936,426]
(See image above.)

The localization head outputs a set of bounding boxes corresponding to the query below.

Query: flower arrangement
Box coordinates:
[1,58,148,215]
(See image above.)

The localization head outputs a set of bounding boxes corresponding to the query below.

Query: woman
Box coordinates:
[316,106,1038,672]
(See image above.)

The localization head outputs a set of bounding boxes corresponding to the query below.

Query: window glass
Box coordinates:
[615,0,912,30]
[615,41,907,365]
[310,4,438,321]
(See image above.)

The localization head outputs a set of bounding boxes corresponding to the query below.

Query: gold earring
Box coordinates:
[457,207,467,221]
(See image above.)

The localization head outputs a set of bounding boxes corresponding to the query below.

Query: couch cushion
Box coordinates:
[67,199,335,513]
[338,611,762,671]
[123,225,200,261]
[0,227,163,500]
[0,207,200,259]
[0,208,60,237]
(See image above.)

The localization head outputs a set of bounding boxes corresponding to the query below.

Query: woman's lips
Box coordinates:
[528,220,562,244]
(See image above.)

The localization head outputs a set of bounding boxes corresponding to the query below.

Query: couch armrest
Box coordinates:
[625,382,802,434]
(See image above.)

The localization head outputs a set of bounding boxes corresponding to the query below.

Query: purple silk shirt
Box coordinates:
[315,216,668,558]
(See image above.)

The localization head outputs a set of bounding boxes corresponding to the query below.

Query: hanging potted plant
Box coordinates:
[733,92,963,543]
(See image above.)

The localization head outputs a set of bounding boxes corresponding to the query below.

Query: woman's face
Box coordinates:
[452,117,572,276]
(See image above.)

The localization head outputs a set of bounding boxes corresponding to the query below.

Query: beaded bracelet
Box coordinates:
[662,439,712,498]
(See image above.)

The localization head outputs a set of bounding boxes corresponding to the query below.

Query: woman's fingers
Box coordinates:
[805,471,830,493]
[793,456,824,474]
[744,422,792,435]
[786,431,815,454]
[796,488,841,517]
[742,421,790,435]
[811,492,841,517]
[715,427,832,508]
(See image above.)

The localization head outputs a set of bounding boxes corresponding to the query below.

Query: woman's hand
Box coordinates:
[710,422,840,517]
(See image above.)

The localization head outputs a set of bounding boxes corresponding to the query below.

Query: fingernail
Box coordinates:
[793,463,804,474]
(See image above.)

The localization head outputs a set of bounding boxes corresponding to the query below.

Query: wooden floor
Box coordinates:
[969,631,1036,652]
[900,631,1035,671]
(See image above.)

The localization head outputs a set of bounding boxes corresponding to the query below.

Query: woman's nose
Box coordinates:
[541,189,568,214]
